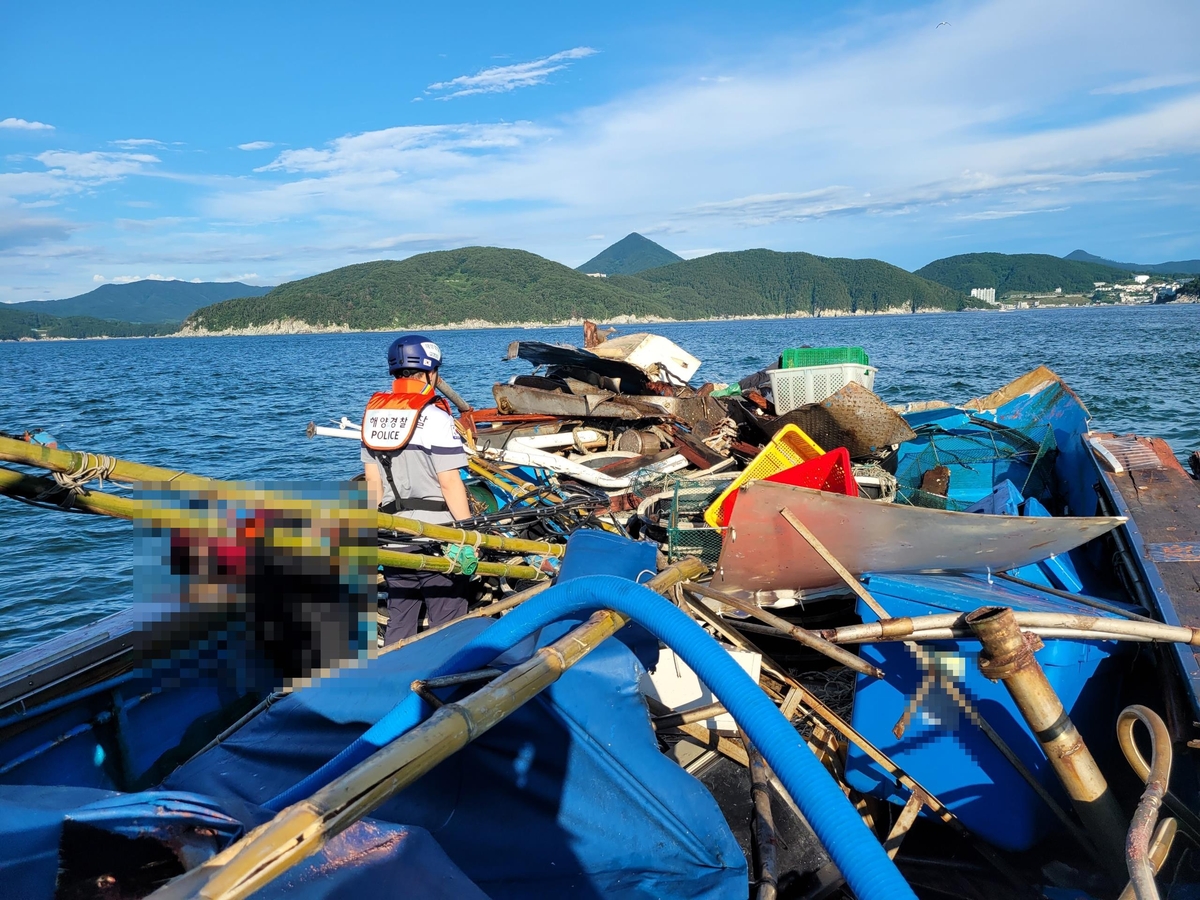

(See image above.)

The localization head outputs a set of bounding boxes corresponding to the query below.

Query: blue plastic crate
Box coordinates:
[843,573,1133,852]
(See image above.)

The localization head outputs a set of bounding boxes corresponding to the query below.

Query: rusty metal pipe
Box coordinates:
[1118,706,1174,900]
[821,613,1200,647]
[965,606,1127,879]
[683,581,884,679]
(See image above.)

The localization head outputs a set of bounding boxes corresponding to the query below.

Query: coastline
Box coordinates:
[170,305,959,338]
[4,299,1194,342]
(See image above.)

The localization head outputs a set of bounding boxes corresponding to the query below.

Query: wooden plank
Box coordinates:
[1121,463,1200,633]
[1102,437,1200,724]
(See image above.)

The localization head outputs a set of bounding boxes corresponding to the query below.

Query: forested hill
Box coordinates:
[0,306,178,341]
[1064,249,1200,276]
[617,250,977,316]
[916,252,1128,295]
[8,280,272,323]
[185,248,675,332]
[577,233,683,275]
[184,246,978,332]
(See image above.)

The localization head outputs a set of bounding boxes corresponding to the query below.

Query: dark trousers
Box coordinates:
[383,568,469,645]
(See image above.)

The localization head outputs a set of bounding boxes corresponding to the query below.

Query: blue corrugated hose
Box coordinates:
[267,574,915,900]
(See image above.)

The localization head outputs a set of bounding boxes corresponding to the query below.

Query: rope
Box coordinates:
[33,453,117,508]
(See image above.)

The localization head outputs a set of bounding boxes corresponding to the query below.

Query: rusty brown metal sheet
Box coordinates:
[493,384,663,420]
[713,480,1125,593]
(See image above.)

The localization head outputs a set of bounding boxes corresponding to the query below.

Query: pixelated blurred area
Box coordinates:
[133,481,375,693]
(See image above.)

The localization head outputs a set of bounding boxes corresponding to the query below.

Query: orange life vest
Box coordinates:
[361,378,451,452]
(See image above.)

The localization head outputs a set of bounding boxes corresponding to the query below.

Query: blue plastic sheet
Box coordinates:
[0,784,485,900]
[165,617,745,899]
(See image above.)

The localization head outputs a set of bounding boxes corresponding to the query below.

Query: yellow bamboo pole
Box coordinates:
[0,436,565,558]
[0,466,546,581]
[146,558,706,900]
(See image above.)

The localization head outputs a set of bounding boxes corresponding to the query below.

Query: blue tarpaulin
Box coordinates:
[0,784,487,899]
[162,616,745,899]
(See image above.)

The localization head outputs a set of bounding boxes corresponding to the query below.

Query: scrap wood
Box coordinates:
[644,694,749,766]
[671,427,728,469]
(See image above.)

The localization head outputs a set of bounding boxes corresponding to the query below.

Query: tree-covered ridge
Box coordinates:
[576,233,684,275]
[1065,249,1200,276]
[8,280,272,323]
[0,306,178,341]
[186,247,676,332]
[916,252,1130,295]
[621,250,979,315]
[185,246,979,332]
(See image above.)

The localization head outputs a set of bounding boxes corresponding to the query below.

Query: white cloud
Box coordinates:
[364,233,471,251]
[426,47,597,99]
[237,141,275,151]
[587,234,605,240]
[114,216,194,232]
[108,274,180,284]
[93,274,104,282]
[254,123,544,177]
[197,0,1200,261]
[955,206,1069,221]
[35,150,159,181]
[111,138,166,149]
[1092,73,1200,95]
[0,213,77,250]
[0,118,54,131]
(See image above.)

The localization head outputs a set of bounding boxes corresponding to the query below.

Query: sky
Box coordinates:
[2,0,1198,302]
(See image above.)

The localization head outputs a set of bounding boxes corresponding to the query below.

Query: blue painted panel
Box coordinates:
[844,573,1133,852]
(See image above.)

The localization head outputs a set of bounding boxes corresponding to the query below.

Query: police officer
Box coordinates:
[361,335,472,644]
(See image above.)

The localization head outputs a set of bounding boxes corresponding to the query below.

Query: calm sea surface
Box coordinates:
[2,304,1198,658]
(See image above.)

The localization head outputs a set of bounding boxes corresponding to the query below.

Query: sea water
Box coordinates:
[2,303,1198,657]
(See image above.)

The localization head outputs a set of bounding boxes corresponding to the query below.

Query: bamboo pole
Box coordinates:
[147,558,706,900]
[0,466,546,582]
[682,581,883,679]
[0,436,566,559]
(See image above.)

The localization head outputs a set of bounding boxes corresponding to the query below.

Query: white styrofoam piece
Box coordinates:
[591,333,702,384]
[639,646,762,732]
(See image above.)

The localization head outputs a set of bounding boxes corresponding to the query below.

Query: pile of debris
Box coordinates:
[465,325,915,561]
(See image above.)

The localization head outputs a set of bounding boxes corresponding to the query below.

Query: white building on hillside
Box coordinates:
[970,287,997,304]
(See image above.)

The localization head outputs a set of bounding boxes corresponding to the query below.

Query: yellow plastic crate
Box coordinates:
[703,425,825,528]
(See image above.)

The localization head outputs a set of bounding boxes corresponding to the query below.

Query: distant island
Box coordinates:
[0,280,272,342]
[2,237,1195,341]
[1064,249,1200,277]
[181,242,983,335]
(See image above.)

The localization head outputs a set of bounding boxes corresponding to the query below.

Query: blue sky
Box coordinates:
[2,0,1198,302]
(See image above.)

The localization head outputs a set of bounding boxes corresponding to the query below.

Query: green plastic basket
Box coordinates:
[666,477,733,565]
[781,346,870,369]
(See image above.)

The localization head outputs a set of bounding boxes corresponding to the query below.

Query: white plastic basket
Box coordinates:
[768,363,877,413]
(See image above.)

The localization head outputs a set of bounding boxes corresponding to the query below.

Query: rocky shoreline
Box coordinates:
[10,300,1180,342]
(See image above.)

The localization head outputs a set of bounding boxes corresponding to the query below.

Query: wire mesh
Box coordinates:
[667,476,734,564]
[895,421,1058,511]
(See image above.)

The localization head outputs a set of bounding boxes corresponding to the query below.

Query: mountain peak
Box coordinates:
[576,233,684,276]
